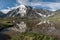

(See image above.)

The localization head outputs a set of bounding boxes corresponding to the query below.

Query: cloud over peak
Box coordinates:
[0,0,60,14]
[17,0,60,11]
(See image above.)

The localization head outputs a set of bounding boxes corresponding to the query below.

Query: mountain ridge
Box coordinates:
[0,5,56,18]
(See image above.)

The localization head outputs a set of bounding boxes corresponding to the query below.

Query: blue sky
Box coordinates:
[0,0,18,9]
[29,0,60,2]
[0,0,60,13]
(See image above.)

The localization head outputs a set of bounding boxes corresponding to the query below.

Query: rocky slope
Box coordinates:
[0,5,55,18]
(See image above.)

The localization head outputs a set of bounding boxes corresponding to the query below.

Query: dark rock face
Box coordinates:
[6,6,41,18]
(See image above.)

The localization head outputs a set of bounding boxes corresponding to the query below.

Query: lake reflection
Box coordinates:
[1,20,60,37]
[26,20,57,34]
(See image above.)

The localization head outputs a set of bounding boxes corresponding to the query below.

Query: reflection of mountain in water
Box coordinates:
[1,21,27,32]
[26,20,56,33]
[10,21,27,32]
[1,20,60,36]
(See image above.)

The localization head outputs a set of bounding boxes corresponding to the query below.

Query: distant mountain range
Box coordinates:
[0,5,57,18]
[0,11,7,18]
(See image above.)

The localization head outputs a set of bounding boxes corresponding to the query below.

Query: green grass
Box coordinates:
[0,19,14,30]
[49,36,55,40]
[48,14,60,22]
[10,32,55,40]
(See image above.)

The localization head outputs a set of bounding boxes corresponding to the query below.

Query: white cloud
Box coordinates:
[33,2,60,11]
[42,2,60,11]
[0,4,20,14]
[17,0,60,11]
[17,0,31,6]
[32,3,60,11]
[0,8,11,14]
[1,0,60,14]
